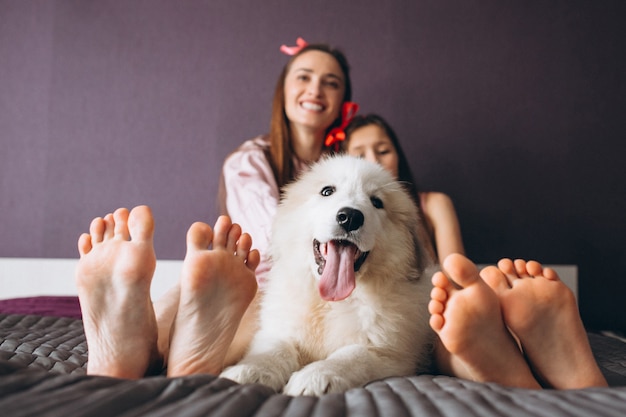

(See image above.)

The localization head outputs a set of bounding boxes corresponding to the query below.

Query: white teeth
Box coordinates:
[301,102,323,111]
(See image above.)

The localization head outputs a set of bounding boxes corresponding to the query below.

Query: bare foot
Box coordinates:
[483,259,608,389]
[75,206,159,378]
[429,254,540,388]
[166,216,260,376]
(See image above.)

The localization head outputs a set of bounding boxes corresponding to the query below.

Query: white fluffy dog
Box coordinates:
[221,155,434,396]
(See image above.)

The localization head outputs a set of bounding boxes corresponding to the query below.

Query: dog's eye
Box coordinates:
[320,186,335,197]
[371,196,384,209]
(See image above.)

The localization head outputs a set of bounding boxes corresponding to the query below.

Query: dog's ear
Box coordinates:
[410,209,436,279]
[411,233,426,279]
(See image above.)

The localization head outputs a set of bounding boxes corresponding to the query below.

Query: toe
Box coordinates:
[89,217,106,243]
[481,266,510,293]
[127,206,155,242]
[246,249,261,271]
[186,222,213,250]
[429,311,445,331]
[113,208,131,240]
[442,254,481,288]
[226,223,242,253]
[103,213,115,240]
[431,271,451,289]
[542,266,561,282]
[428,297,445,316]
[497,258,515,275]
[526,261,544,277]
[236,233,252,259]
[212,216,233,249]
[430,286,448,302]
[77,233,93,256]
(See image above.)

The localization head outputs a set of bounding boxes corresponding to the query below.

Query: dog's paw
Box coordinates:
[283,365,353,396]
[220,364,286,392]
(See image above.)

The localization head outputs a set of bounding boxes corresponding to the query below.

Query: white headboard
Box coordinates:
[1,258,578,303]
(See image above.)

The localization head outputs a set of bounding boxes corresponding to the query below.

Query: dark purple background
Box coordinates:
[1,1,625,331]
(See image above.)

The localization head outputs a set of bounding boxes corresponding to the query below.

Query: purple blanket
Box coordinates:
[0,296,81,319]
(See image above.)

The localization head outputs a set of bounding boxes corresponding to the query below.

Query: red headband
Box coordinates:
[280,37,309,56]
[325,102,360,150]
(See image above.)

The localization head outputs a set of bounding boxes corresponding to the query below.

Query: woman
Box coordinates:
[219,39,356,285]
[343,114,465,265]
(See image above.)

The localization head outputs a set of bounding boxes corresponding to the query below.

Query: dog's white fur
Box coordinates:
[221,155,434,396]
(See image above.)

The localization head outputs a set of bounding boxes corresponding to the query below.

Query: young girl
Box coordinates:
[343,113,465,264]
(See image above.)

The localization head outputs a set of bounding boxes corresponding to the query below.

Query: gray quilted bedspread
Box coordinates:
[2,313,626,417]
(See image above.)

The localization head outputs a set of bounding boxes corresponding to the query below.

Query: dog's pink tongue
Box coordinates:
[319,241,356,301]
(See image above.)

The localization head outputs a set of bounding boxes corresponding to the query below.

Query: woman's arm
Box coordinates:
[220,140,280,284]
[420,192,465,264]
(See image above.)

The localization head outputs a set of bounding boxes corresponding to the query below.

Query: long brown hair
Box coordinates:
[268,44,352,188]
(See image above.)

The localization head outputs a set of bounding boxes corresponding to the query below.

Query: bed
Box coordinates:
[1,296,626,417]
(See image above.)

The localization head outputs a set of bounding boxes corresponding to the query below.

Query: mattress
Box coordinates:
[1,297,626,417]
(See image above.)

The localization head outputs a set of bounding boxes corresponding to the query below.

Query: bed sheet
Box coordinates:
[2,303,626,417]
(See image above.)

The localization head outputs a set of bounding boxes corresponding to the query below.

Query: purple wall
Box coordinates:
[1,0,625,331]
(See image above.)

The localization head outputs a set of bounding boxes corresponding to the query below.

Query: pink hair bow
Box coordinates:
[280,37,309,56]
[325,101,360,150]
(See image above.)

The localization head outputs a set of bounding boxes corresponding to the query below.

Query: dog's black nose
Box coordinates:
[336,207,364,232]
